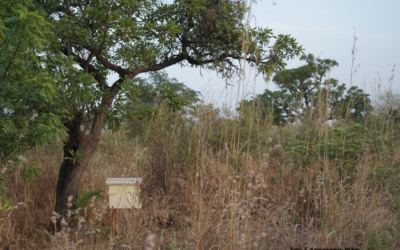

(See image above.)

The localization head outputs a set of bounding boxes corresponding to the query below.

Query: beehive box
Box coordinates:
[106,178,142,209]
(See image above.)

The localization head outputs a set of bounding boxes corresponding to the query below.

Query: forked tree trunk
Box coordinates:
[54,127,100,225]
[53,87,119,230]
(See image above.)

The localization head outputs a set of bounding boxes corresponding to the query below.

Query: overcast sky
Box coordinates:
[163,0,400,107]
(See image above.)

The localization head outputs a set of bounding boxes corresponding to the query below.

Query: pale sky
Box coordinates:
[163,0,400,107]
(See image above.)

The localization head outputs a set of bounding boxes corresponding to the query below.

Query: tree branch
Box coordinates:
[94,53,133,77]
[98,4,111,55]
[85,50,96,73]
[61,47,108,89]
[90,78,122,137]
[1,40,21,83]
[131,54,185,76]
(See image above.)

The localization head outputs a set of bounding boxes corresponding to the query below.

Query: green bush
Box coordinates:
[73,189,104,220]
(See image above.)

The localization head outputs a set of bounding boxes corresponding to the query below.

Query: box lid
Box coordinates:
[106,178,142,185]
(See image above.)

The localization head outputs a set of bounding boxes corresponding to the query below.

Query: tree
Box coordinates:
[1,0,303,225]
[329,84,372,122]
[125,71,200,137]
[0,1,64,167]
[272,53,339,121]
[127,71,200,111]
[242,54,372,124]
[248,89,297,125]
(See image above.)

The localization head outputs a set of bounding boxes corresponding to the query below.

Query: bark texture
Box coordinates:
[53,87,118,227]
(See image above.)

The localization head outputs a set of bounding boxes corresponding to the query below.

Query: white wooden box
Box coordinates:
[106,178,142,209]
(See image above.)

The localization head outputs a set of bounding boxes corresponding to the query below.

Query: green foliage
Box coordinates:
[0,1,65,162]
[0,182,12,233]
[0,198,13,222]
[73,189,104,219]
[286,138,312,168]
[316,123,370,172]
[329,84,373,122]
[133,71,200,104]
[241,54,372,124]
[1,0,303,159]
[274,54,339,101]
[20,162,42,184]
[364,229,396,249]
[127,71,200,114]
[246,89,297,125]
[73,189,104,209]
[64,150,83,164]
[125,71,200,137]
[382,161,400,230]
[283,123,370,174]
[372,92,400,124]
[1,0,304,216]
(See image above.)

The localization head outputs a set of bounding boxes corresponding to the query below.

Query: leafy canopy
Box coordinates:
[1,0,303,161]
[0,0,65,163]
[241,54,372,124]
[124,71,200,137]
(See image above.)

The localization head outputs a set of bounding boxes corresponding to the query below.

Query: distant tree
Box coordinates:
[328,84,373,122]
[241,54,372,124]
[373,92,400,124]
[248,89,297,125]
[273,53,339,108]
[1,0,303,226]
[128,71,200,109]
[125,71,200,137]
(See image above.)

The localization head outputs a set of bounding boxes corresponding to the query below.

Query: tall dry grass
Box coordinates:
[1,2,400,249]
[1,86,399,249]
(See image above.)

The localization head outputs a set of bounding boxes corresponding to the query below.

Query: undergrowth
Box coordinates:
[0,90,399,249]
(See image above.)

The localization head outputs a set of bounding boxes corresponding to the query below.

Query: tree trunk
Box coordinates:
[53,124,101,228]
[55,131,100,217]
[52,85,119,230]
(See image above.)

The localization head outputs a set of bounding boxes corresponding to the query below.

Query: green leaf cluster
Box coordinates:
[241,54,372,124]
[0,1,65,162]
[125,71,200,137]
[283,123,370,174]
[72,188,104,220]
[20,162,42,184]
[315,123,370,171]
[0,0,303,156]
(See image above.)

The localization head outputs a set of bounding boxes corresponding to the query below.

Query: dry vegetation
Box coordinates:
[5,1,399,249]
[1,5,399,247]
[1,86,400,249]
